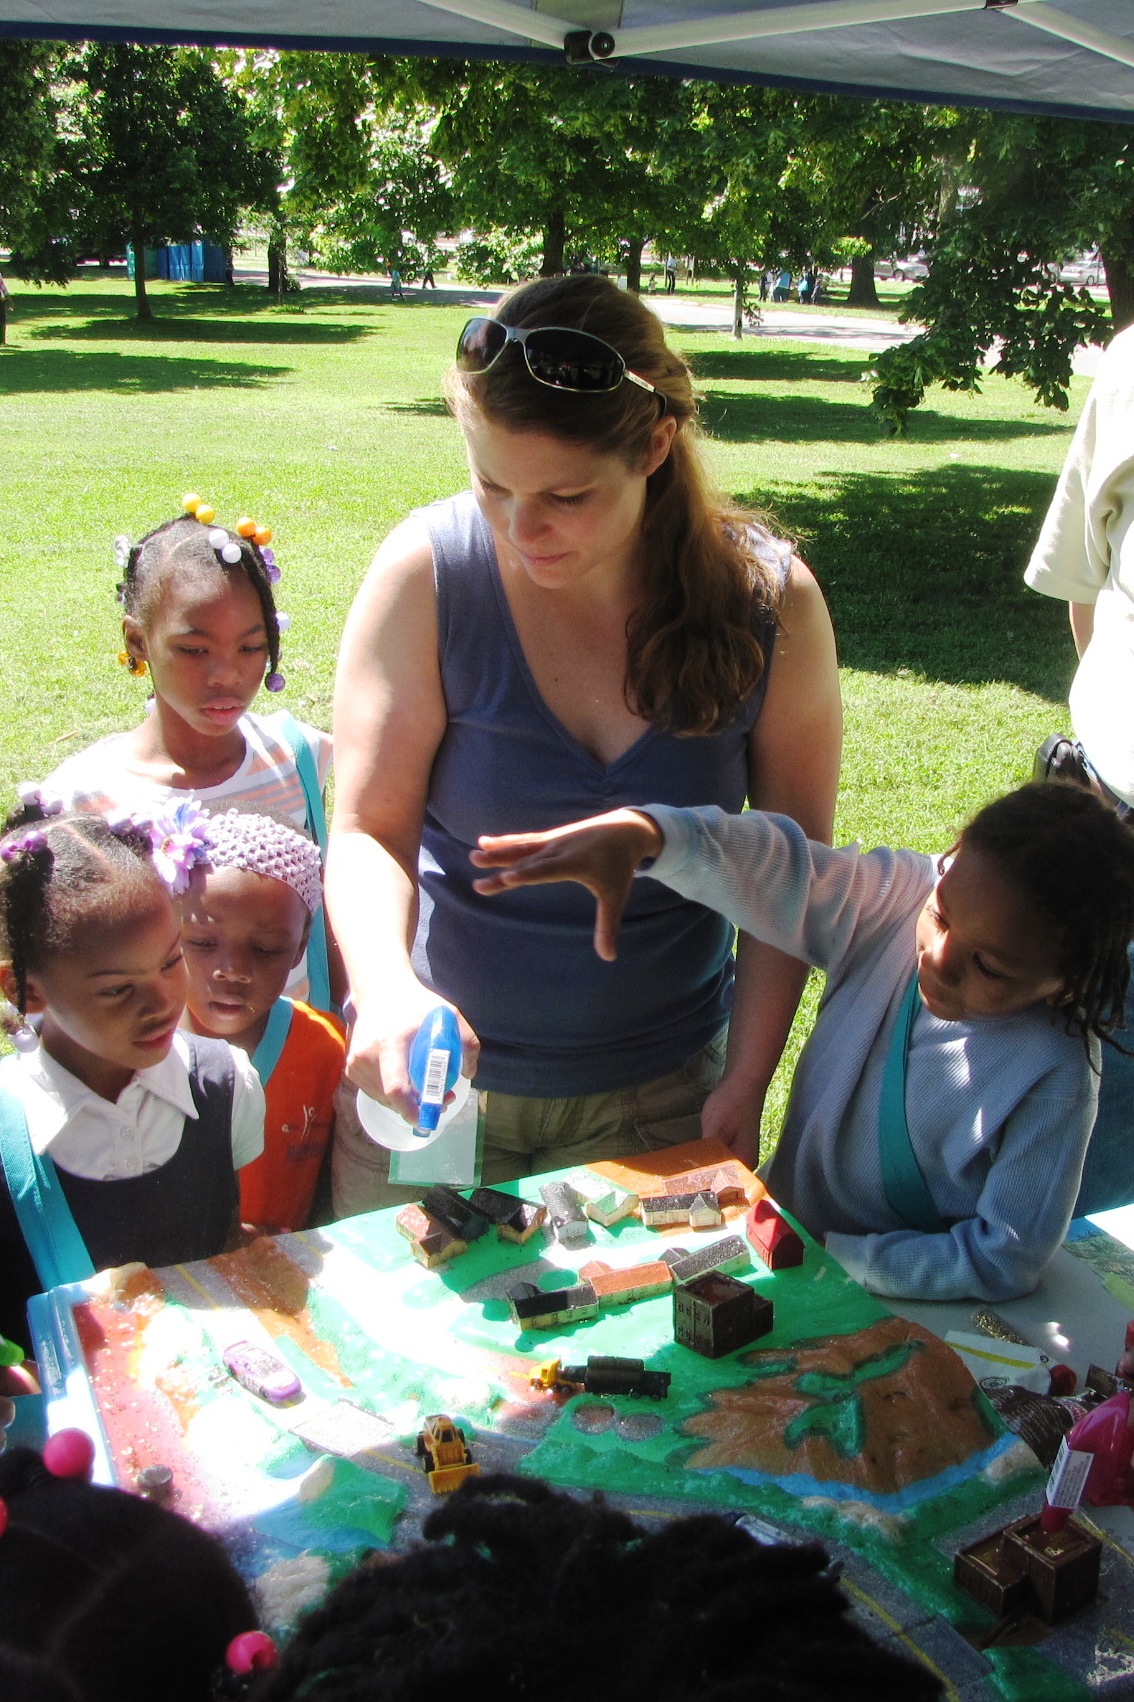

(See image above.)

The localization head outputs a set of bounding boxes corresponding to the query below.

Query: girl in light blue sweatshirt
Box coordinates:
[471,782,1134,1302]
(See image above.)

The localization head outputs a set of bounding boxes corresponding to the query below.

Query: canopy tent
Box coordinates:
[1,0,1132,124]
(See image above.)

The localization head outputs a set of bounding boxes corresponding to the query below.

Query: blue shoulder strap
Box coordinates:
[271,709,327,854]
[0,1088,96,1290]
[267,711,332,1014]
[251,997,294,1084]
[877,971,948,1234]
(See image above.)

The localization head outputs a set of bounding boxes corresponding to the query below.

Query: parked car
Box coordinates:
[892,253,930,281]
[1059,251,1103,287]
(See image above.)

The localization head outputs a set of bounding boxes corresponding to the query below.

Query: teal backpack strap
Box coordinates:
[0,1090,96,1291]
[878,970,948,1234]
[272,709,327,854]
[251,997,294,1085]
[270,711,333,1014]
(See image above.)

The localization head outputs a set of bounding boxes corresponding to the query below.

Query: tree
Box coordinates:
[413,61,696,285]
[222,49,391,294]
[0,41,62,260]
[69,44,253,320]
[306,103,453,277]
[779,98,963,308]
[870,110,1133,432]
[0,40,84,286]
[657,84,813,337]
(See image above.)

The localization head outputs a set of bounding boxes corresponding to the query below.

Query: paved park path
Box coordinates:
[251,266,1104,376]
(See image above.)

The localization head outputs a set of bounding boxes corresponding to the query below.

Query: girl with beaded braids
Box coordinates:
[328,275,840,1206]
[42,500,335,1012]
[0,802,264,1352]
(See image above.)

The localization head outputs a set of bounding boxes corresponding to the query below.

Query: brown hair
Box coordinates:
[448,276,785,735]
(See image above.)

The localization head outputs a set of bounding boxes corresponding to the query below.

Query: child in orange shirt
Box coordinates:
[179,808,345,1233]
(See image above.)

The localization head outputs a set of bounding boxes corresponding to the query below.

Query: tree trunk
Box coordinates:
[131,221,152,322]
[845,252,881,309]
[1102,250,1134,332]
[624,236,644,294]
[267,214,289,295]
[732,271,746,340]
[541,207,566,277]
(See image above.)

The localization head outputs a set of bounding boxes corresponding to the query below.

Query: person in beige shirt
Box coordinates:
[1026,324,1134,1213]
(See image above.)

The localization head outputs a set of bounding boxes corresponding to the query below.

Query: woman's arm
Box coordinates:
[325,519,477,1120]
[1070,601,1095,660]
[699,558,842,1166]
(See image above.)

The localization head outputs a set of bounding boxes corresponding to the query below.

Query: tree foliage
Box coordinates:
[409,61,696,281]
[75,44,253,319]
[0,39,64,269]
[871,111,1131,432]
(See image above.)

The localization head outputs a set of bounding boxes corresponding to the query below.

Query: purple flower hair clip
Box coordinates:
[112,800,214,896]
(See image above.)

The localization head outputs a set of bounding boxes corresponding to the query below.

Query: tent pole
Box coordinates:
[411,0,986,57]
[1011,5,1134,72]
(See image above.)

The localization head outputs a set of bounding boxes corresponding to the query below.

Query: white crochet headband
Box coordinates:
[201,808,323,915]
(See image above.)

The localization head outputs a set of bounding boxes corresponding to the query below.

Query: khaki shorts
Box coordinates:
[331,1031,728,1218]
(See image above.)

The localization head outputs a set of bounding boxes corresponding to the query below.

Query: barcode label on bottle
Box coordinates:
[1046,1437,1092,1509]
[421,1047,449,1106]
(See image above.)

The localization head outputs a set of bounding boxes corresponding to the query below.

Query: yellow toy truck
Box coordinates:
[415,1413,479,1494]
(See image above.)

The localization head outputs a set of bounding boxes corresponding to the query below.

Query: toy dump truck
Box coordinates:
[415,1413,479,1494]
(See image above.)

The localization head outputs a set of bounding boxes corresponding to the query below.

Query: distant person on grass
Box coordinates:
[327,274,840,1211]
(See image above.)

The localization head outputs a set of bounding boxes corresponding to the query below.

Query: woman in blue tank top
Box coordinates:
[327,276,841,1196]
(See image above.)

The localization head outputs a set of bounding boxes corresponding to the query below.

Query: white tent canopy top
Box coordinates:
[0,0,1132,123]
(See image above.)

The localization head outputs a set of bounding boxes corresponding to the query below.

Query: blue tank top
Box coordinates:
[412,492,784,1096]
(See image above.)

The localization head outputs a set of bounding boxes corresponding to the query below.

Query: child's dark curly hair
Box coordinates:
[0,806,161,1014]
[0,1444,256,1702]
[118,516,282,681]
[252,1474,943,1702]
[960,780,1134,1047]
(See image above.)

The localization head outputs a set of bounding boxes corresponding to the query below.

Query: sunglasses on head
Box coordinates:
[455,316,664,403]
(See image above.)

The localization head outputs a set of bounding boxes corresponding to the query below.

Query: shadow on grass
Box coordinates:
[383,397,451,417]
[690,349,869,385]
[29,316,372,346]
[700,386,1068,446]
[750,464,1070,698]
[0,348,287,393]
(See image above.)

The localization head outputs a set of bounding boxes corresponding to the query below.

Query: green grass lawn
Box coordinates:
[0,272,1088,1140]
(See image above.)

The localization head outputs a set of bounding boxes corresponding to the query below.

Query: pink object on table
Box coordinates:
[42,1428,95,1480]
[1042,1390,1134,1533]
[226,1631,277,1674]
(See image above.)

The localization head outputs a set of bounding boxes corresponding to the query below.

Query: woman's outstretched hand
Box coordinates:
[471,809,663,963]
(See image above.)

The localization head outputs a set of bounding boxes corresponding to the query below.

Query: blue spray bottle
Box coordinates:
[408,1004,463,1133]
[356,1005,481,1186]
